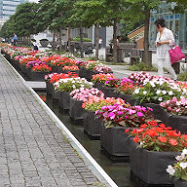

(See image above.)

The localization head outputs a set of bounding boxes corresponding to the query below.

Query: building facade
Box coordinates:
[149,3,187,51]
[0,0,28,19]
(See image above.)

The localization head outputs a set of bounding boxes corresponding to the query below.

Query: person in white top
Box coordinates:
[155,18,177,80]
[98,37,103,49]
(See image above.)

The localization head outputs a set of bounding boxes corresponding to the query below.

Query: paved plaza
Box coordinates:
[0,55,110,187]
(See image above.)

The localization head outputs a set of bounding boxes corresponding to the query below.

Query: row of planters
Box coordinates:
[1,44,113,82]
[1,44,187,187]
[44,71,187,187]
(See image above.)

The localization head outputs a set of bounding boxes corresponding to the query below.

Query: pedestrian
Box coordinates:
[98,37,102,49]
[13,33,17,46]
[155,18,177,80]
[32,40,38,51]
[117,36,122,49]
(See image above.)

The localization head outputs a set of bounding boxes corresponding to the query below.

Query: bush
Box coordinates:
[178,72,187,81]
[128,62,157,72]
[72,37,92,42]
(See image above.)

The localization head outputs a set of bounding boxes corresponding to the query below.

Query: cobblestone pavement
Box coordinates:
[0,55,108,187]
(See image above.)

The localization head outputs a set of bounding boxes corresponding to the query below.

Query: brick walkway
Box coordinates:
[0,55,108,187]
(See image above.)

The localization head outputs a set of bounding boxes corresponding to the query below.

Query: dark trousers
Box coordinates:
[13,40,17,46]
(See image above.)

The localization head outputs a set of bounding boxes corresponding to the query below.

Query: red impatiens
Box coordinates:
[126,120,187,152]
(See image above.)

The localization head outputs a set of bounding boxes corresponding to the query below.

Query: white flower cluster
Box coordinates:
[166,149,187,176]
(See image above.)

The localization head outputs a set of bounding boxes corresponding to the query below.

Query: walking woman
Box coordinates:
[155,18,177,80]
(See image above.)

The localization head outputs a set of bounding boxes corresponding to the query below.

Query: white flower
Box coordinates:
[168,91,173,96]
[162,90,167,95]
[156,90,161,95]
[166,165,175,176]
[182,149,187,155]
[158,97,162,101]
[179,162,187,169]
[175,154,185,161]
[143,91,147,95]
[150,81,155,87]
[72,84,76,89]
[134,89,139,94]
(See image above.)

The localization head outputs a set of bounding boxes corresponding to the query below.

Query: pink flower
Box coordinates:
[137,112,143,117]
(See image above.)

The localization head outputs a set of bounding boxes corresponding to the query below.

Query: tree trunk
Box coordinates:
[113,19,118,63]
[52,31,55,51]
[144,9,151,65]
[80,25,84,58]
[59,29,62,51]
[67,27,71,53]
[95,23,99,60]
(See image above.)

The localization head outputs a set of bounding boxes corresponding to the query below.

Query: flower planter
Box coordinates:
[62,70,79,75]
[20,64,27,74]
[119,93,137,106]
[46,82,53,95]
[84,111,102,139]
[51,88,60,102]
[79,67,87,78]
[100,125,131,161]
[58,92,70,110]
[130,141,178,185]
[174,179,187,187]
[143,103,169,123]
[69,97,84,121]
[31,71,49,81]
[169,115,187,134]
[93,82,104,91]
[26,68,32,78]
[102,86,119,98]
[51,66,59,73]
[40,41,49,47]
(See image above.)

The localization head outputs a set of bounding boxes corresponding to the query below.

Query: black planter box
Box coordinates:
[85,69,97,81]
[130,141,178,185]
[93,82,105,91]
[174,179,187,187]
[26,68,32,78]
[46,82,53,95]
[84,111,102,139]
[69,97,84,121]
[20,64,27,74]
[102,86,119,98]
[52,87,60,102]
[31,71,49,81]
[58,92,70,110]
[79,67,87,78]
[119,93,137,106]
[100,125,132,160]
[51,66,59,73]
[169,115,187,134]
[143,103,169,123]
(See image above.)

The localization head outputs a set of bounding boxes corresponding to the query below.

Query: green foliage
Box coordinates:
[40,38,49,41]
[128,62,157,71]
[72,37,92,42]
[178,72,187,81]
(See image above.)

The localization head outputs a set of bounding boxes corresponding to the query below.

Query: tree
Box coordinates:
[126,0,162,65]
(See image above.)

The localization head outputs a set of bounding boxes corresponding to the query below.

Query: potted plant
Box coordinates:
[69,88,104,121]
[127,121,187,185]
[62,65,79,74]
[54,77,93,110]
[166,149,187,187]
[115,77,137,105]
[82,97,125,139]
[31,64,51,81]
[160,97,187,133]
[133,77,185,119]
[95,104,154,160]
[91,73,116,91]
[40,38,49,47]
[102,78,121,98]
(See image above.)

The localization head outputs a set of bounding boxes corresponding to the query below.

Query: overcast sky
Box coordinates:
[29,0,39,2]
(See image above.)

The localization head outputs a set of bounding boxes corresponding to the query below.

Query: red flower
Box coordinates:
[169,139,178,146]
[125,129,129,133]
[158,136,167,143]
[140,124,147,129]
[133,135,139,143]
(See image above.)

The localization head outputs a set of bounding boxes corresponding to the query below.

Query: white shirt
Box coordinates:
[155,28,174,59]
[98,38,102,44]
